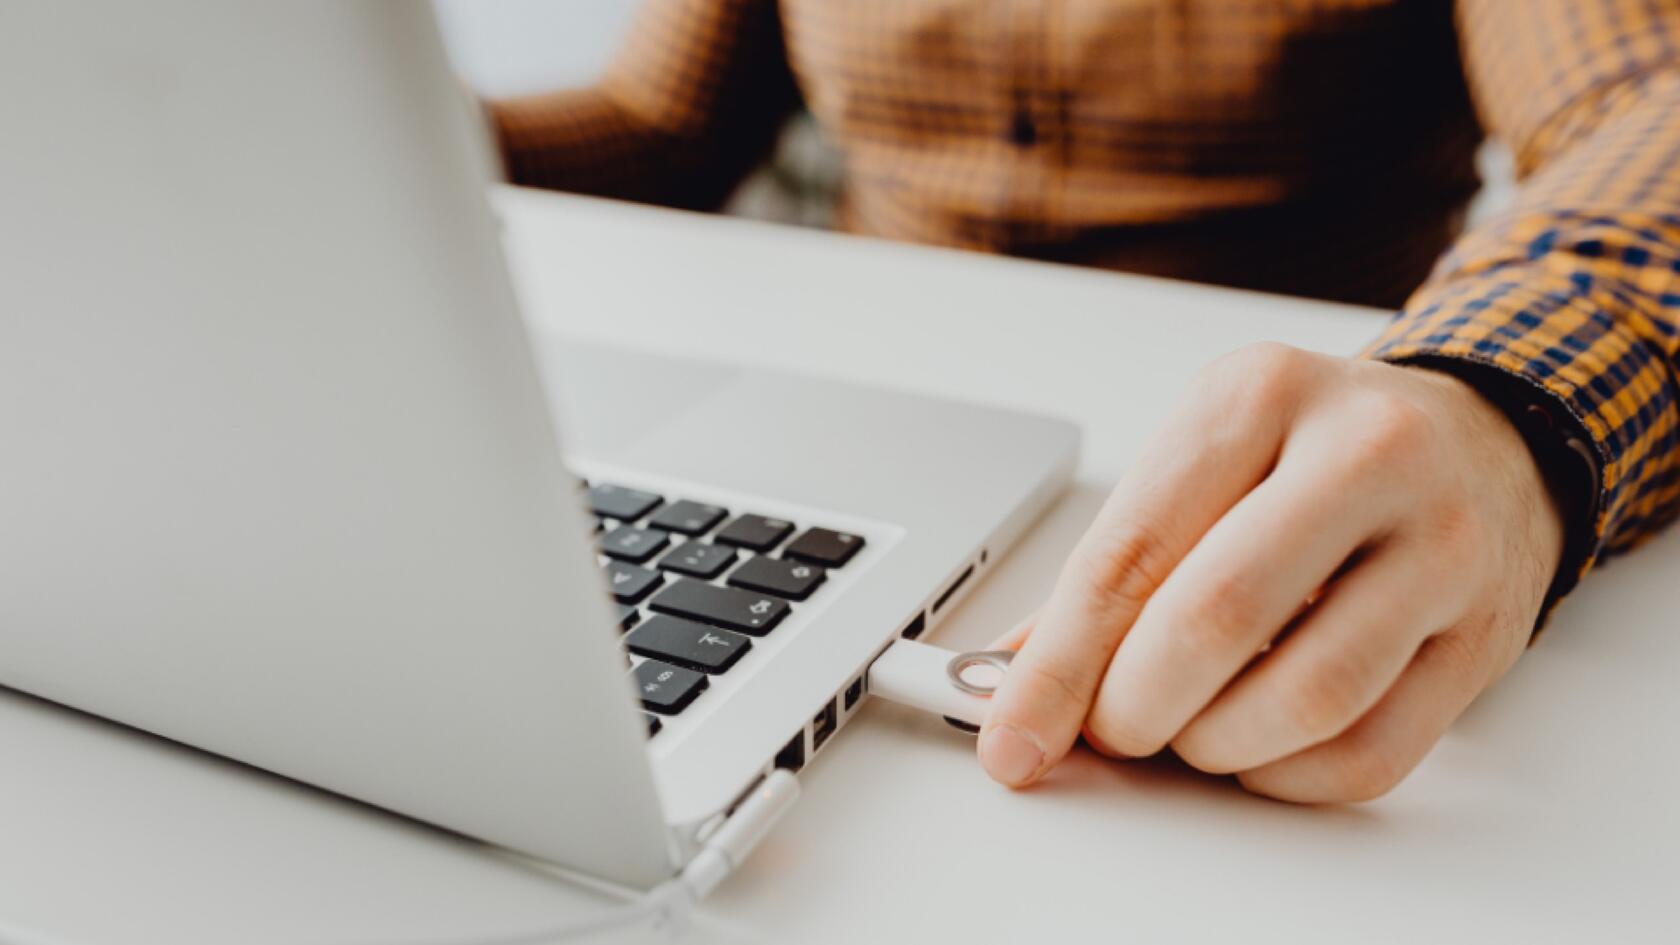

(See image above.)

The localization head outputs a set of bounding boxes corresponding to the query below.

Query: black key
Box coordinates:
[649,578,790,636]
[728,556,826,601]
[784,528,865,568]
[645,714,662,736]
[632,659,707,715]
[657,541,737,579]
[613,603,641,631]
[648,500,727,536]
[604,562,663,604]
[599,525,670,563]
[626,615,752,674]
[713,514,795,552]
[587,483,662,522]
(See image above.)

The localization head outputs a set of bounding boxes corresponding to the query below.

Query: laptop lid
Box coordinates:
[0,1,674,888]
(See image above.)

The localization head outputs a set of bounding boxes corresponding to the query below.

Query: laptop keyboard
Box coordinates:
[585,481,866,736]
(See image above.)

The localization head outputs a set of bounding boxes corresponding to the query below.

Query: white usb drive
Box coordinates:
[866,639,1014,729]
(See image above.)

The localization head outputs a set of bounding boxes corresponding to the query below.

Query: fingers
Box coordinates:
[1234,624,1495,803]
[976,352,1549,801]
[1169,537,1463,773]
[1082,442,1395,759]
[980,346,1310,787]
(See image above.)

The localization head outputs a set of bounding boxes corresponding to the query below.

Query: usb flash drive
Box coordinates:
[866,639,1014,730]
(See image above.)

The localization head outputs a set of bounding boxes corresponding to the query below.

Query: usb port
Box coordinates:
[774,730,805,773]
[900,611,926,640]
[811,698,838,753]
[843,676,864,711]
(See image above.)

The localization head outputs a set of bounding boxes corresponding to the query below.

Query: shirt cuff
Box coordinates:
[1361,282,1630,630]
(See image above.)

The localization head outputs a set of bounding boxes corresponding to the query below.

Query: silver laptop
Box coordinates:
[0,2,1077,890]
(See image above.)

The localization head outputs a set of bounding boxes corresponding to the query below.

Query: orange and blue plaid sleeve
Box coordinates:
[1367,0,1680,586]
[488,0,796,209]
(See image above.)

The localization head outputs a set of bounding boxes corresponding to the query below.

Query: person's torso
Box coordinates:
[777,0,1484,306]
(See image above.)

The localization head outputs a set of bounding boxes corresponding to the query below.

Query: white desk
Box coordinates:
[3,189,1675,944]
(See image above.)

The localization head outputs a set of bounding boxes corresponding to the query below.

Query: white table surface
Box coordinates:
[3,188,1675,945]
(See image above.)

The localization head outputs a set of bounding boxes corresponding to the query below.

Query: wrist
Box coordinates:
[1387,355,1597,633]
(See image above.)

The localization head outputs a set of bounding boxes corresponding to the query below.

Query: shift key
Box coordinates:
[649,578,789,636]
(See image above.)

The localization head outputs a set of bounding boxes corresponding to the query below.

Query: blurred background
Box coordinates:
[436,0,842,228]
[435,0,1514,234]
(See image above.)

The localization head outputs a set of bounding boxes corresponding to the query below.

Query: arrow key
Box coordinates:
[603,562,663,604]
[627,615,753,673]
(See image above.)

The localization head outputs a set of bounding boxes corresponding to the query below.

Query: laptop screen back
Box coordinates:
[0,1,673,888]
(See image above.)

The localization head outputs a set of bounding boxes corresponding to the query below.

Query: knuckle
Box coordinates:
[1327,394,1436,484]
[1234,768,1286,801]
[1214,342,1312,411]
[1174,572,1266,661]
[1226,340,1307,374]
[1279,651,1378,740]
[1074,514,1177,617]
[1171,725,1242,775]
[1425,625,1490,684]
[1425,497,1484,561]
[1321,739,1411,802]
[1014,658,1093,720]
[1082,723,1135,760]
[1085,704,1167,758]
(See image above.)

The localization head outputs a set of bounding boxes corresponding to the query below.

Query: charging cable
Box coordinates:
[6,639,1005,945]
[398,637,999,943]
[443,639,1008,943]
[2,639,1007,945]
[4,638,999,945]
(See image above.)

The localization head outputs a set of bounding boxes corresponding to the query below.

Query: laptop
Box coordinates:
[0,2,1078,891]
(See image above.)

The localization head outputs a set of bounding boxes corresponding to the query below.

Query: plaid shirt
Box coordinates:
[490,0,1680,591]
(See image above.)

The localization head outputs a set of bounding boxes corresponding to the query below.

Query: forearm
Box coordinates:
[488,88,700,206]
[1367,70,1680,584]
[485,0,796,211]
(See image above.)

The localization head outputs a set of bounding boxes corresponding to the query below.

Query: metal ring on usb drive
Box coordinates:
[945,649,1015,696]
[866,639,1013,732]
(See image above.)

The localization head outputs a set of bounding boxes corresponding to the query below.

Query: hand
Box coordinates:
[980,343,1566,802]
